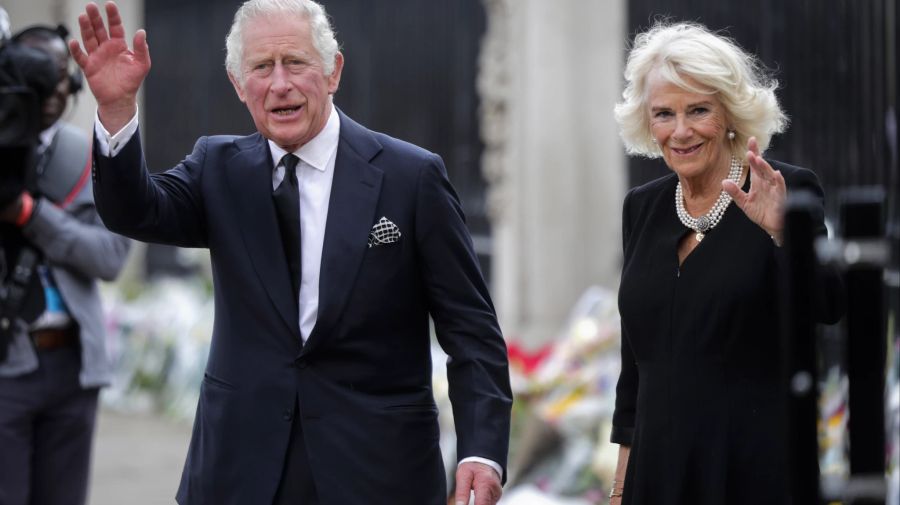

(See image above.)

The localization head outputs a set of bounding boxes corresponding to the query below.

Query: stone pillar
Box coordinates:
[480,0,627,346]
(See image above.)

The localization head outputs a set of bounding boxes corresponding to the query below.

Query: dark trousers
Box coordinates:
[0,345,99,505]
[272,397,319,505]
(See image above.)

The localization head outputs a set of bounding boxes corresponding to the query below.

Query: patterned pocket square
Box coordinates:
[368,217,402,248]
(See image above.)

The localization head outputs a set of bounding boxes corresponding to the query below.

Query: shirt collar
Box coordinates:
[39,121,62,150]
[267,102,340,171]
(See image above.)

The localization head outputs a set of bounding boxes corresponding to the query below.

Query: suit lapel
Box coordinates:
[223,134,299,337]
[302,111,383,355]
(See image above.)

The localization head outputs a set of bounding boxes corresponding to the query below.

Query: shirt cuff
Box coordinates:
[94,107,139,157]
[458,457,503,479]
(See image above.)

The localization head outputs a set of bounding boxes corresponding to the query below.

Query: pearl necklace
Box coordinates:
[675,155,743,242]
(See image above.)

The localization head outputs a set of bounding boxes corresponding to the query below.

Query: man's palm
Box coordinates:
[69,2,150,112]
[80,36,147,105]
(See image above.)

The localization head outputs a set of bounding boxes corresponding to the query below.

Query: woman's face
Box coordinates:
[646,70,731,181]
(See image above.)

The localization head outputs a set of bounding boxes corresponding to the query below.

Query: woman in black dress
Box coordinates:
[608,22,844,504]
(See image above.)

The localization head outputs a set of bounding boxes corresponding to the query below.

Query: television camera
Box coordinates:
[0,7,60,360]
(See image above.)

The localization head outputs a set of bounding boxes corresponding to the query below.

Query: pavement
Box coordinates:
[89,409,192,505]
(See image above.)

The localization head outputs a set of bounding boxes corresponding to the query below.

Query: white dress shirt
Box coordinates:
[96,105,339,342]
[267,105,339,342]
[94,103,502,479]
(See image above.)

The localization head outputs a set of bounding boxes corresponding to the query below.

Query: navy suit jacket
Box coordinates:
[92,110,512,505]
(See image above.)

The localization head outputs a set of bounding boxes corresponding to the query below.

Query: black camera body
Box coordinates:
[0,33,58,361]
[1,40,57,203]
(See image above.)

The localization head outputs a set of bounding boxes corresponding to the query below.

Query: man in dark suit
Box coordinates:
[70,1,512,504]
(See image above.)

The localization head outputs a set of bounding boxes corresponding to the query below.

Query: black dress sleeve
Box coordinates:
[777,163,846,324]
[611,188,638,445]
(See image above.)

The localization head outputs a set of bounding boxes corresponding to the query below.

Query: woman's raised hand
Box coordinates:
[722,136,787,243]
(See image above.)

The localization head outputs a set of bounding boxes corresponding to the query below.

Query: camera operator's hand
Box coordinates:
[0,193,32,226]
[69,1,150,135]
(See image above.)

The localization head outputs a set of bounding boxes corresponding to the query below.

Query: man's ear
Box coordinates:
[228,71,246,103]
[327,52,344,95]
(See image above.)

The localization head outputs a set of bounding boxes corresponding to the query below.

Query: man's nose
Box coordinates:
[272,63,293,93]
[270,64,292,94]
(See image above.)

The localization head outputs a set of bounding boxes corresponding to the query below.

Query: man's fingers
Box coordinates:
[454,468,474,505]
[473,480,502,505]
[133,30,150,66]
[77,12,98,53]
[68,39,89,69]
[105,1,126,39]
[88,2,110,44]
[457,463,502,505]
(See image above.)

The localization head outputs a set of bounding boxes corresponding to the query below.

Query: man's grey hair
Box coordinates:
[225,0,339,84]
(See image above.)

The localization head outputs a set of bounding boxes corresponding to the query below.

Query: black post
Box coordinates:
[840,188,887,505]
[781,190,821,505]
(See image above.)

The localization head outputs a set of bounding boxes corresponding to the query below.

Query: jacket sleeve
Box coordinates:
[413,153,513,480]
[92,128,209,248]
[22,194,131,282]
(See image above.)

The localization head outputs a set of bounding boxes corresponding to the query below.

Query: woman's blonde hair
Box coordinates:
[614,21,787,160]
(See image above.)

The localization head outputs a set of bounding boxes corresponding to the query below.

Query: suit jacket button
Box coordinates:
[282,410,293,422]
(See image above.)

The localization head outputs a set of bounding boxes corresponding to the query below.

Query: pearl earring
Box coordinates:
[727,130,736,140]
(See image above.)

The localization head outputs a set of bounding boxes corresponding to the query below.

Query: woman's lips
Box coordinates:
[671,143,702,155]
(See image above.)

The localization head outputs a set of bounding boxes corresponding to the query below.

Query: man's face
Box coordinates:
[229,14,343,152]
[19,36,71,130]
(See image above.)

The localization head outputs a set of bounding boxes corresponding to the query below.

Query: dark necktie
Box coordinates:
[273,154,302,300]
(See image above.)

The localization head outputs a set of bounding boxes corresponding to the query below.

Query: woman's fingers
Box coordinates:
[747,136,760,157]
